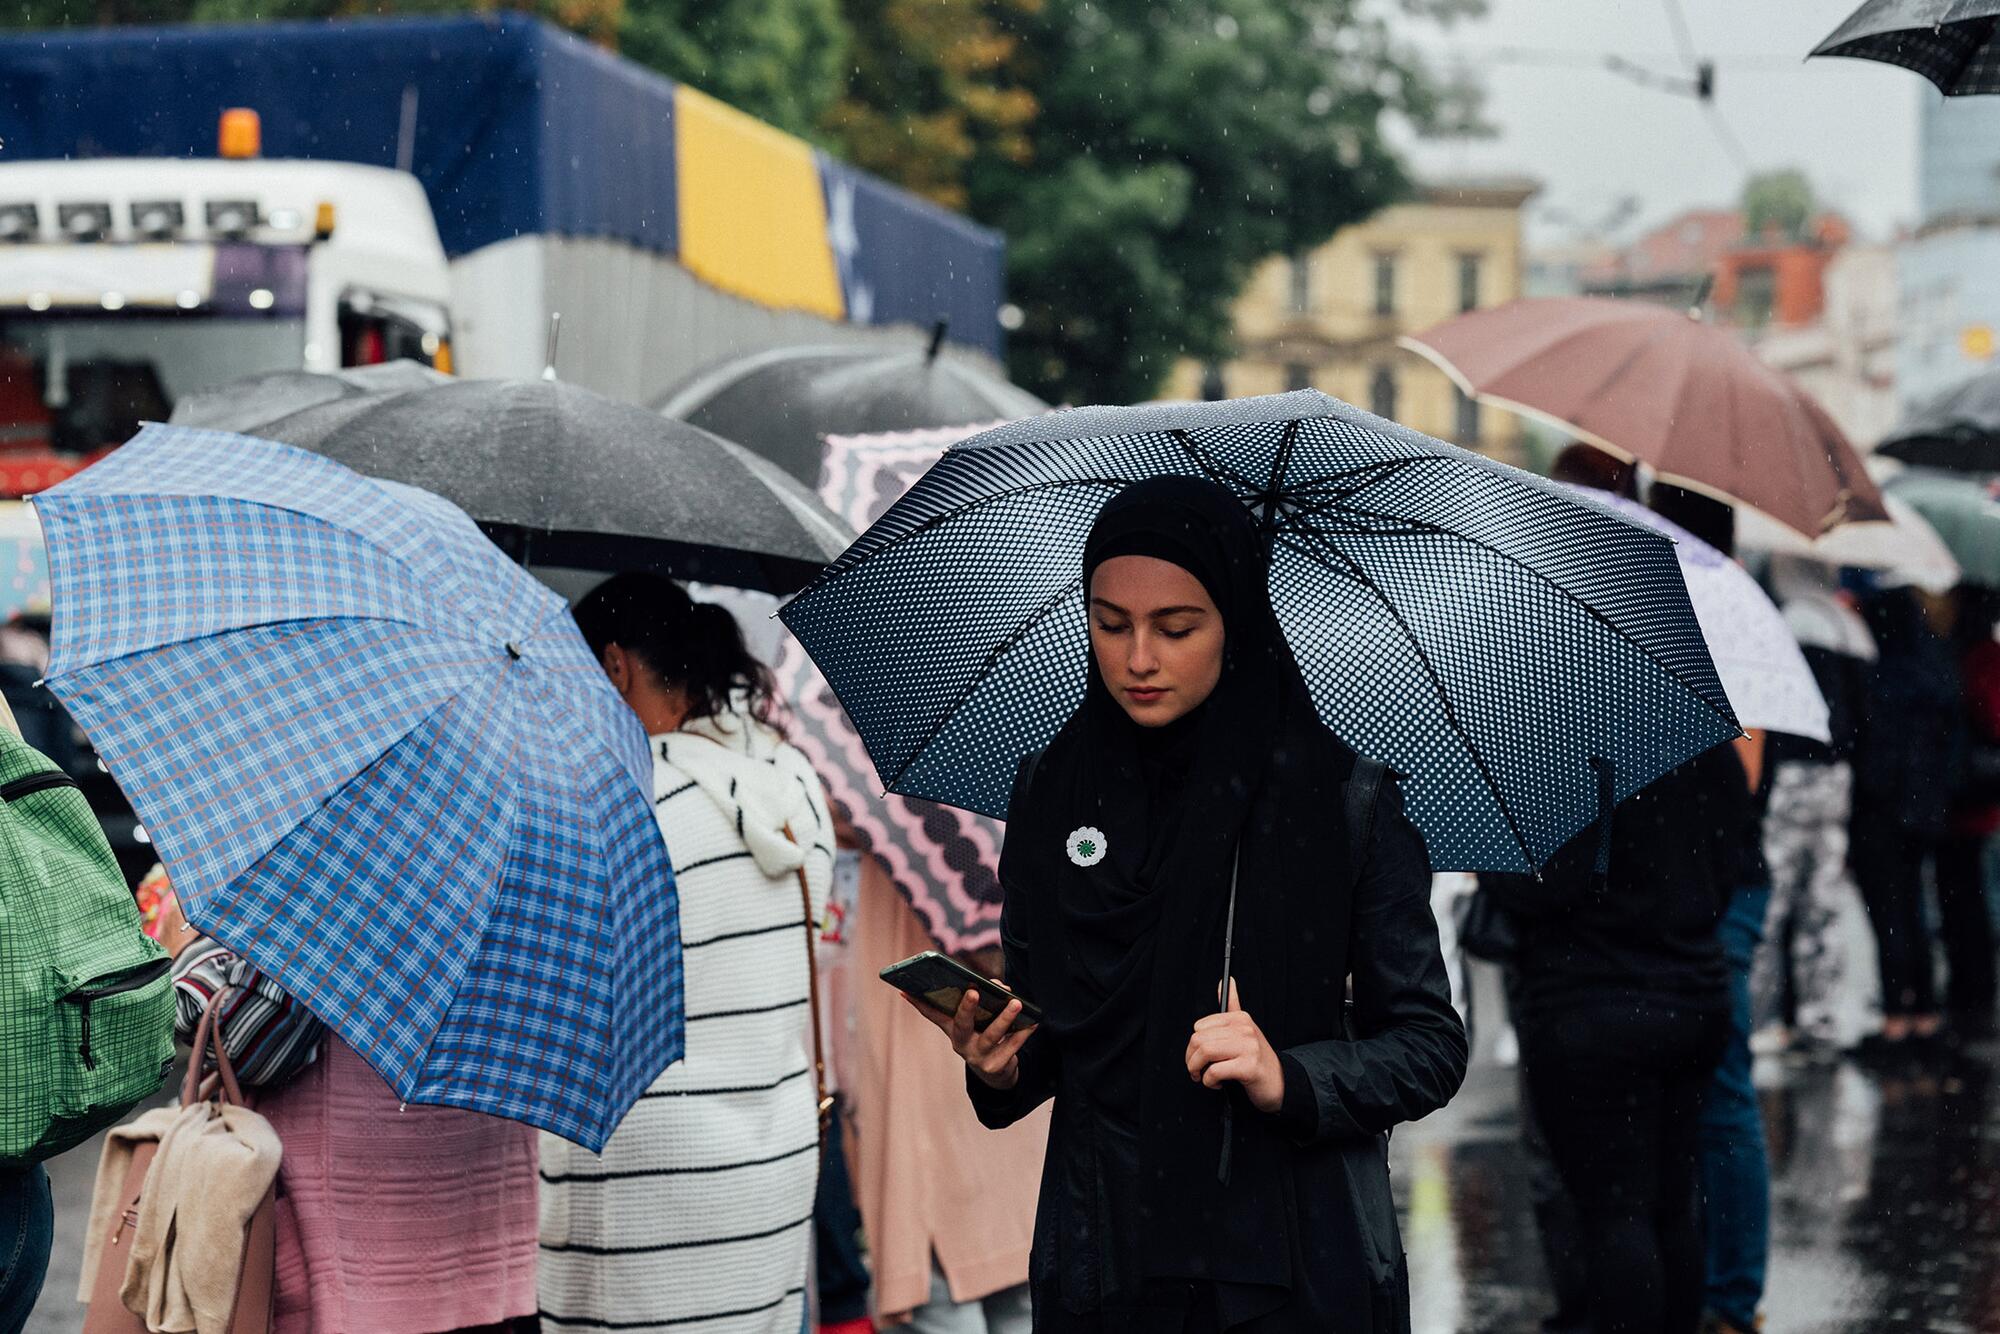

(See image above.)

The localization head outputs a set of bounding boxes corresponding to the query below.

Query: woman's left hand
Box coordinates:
[1186,979,1285,1114]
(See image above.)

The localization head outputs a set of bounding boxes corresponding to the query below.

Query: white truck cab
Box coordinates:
[0,121,452,461]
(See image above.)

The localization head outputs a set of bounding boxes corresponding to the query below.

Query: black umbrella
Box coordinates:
[780,390,1739,874]
[655,339,1048,484]
[1878,369,2000,471]
[1812,0,2000,95]
[170,360,451,424]
[170,367,853,593]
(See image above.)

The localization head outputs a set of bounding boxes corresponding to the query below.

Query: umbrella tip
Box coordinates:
[543,311,563,381]
[1685,274,1714,323]
[926,319,948,364]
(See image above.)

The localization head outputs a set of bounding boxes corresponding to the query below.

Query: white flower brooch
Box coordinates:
[1066,826,1108,868]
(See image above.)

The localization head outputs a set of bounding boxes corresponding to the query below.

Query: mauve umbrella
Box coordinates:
[656,342,1049,485]
[1402,297,1889,539]
[1812,0,2000,96]
[171,369,852,594]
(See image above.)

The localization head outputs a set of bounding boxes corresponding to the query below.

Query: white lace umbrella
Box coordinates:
[1569,487,1831,742]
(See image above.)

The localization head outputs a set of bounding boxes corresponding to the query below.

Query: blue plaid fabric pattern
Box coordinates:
[35,425,682,1149]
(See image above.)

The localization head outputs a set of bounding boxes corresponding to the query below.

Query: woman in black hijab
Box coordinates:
[904,476,1467,1333]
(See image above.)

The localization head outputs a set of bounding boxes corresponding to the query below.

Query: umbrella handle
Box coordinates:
[1217,844,1240,1185]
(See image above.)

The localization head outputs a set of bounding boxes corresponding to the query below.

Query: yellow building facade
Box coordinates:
[1166,177,1539,463]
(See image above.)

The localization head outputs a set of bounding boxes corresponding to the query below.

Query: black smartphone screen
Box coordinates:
[879,950,1042,1033]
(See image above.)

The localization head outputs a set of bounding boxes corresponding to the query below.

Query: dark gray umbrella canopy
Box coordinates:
[171,361,452,427]
[1812,0,2000,94]
[169,368,853,593]
[656,344,1049,484]
[1878,369,2000,471]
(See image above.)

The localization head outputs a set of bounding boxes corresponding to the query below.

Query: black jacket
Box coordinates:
[1483,744,1752,1014]
[968,732,1466,1333]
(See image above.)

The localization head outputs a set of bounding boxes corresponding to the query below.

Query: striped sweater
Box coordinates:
[539,708,834,1334]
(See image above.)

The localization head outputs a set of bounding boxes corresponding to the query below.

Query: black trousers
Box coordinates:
[1519,996,1729,1334]
[1503,969,1591,1333]
[1936,833,1997,1022]
[1852,828,1997,1019]
[1853,827,1938,1015]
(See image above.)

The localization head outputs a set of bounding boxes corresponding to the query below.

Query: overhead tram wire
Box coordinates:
[1662,0,1700,69]
[1660,0,1755,177]
[1407,46,1823,73]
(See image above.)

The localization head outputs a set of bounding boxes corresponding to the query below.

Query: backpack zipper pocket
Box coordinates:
[0,770,78,801]
[61,957,171,1069]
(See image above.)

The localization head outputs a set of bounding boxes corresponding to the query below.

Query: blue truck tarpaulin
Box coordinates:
[0,15,1003,356]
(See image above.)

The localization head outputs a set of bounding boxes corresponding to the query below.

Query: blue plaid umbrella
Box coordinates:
[780,391,1740,873]
[35,424,681,1148]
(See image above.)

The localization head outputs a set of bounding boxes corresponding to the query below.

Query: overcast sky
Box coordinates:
[1400,0,1921,247]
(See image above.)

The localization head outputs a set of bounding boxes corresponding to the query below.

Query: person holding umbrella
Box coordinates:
[538,573,836,1334]
[30,426,688,1334]
[785,390,1741,1331]
[905,477,1467,1333]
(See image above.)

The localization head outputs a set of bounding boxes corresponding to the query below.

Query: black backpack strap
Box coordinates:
[1345,755,1389,878]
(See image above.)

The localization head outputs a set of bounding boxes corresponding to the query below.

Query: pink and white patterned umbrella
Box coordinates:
[776,425,1011,954]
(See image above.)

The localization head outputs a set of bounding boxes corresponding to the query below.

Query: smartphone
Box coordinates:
[879,950,1042,1034]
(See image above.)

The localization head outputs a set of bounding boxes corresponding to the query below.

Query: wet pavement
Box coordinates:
[27,1032,2000,1332]
[1393,1041,2000,1333]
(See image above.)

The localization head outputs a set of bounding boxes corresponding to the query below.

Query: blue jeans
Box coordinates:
[0,1163,53,1334]
[1700,885,1771,1330]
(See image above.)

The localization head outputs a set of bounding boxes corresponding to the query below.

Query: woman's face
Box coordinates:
[1089,555,1225,727]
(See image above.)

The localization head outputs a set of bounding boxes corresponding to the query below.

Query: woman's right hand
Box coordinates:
[901,984,1036,1090]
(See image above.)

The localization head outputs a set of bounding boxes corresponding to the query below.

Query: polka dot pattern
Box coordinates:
[779,390,1739,872]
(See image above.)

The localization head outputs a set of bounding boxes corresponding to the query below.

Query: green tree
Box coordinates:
[1742,168,1815,243]
[958,0,1489,404]
[621,0,849,137]
[825,0,1038,213]
[4,0,620,51]
[1,0,191,26]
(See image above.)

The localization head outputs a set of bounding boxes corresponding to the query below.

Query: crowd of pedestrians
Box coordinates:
[1469,444,2000,1334]
[3,417,1998,1334]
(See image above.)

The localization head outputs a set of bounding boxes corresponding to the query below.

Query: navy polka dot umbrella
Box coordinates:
[778,391,1739,873]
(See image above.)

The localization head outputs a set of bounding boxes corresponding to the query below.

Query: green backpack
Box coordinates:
[0,731,173,1165]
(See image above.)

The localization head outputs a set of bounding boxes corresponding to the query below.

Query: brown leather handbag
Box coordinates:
[83,993,277,1334]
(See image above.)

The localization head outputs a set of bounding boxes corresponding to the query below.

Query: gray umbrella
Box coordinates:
[1878,368,2000,472]
[169,366,853,593]
[170,360,452,425]
[655,341,1048,484]
[1812,0,2000,95]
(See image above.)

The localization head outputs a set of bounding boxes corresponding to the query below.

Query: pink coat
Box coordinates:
[835,858,1049,1323]
[255,1037,539,1333]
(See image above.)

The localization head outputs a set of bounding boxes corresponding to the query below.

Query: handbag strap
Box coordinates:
[181,986,246,1109]
[783,824,835,1147]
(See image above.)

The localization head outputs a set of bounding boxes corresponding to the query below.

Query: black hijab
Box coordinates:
[1026,475,1322,1313]
[1045,478,1304,1095]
